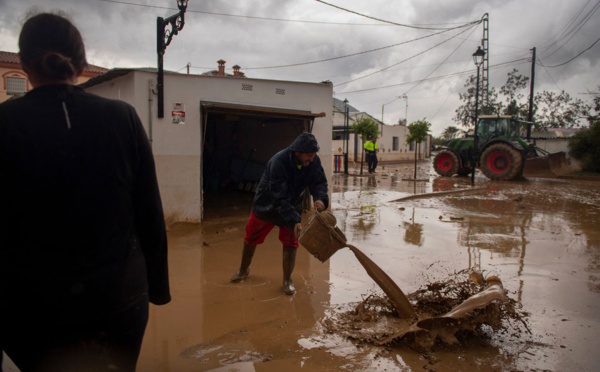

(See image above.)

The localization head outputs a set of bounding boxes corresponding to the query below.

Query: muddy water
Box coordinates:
[133,163,600,371]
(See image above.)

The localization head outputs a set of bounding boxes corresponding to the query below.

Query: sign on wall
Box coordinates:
[172,102,185,125]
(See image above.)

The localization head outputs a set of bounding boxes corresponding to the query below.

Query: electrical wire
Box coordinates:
[315,0,481,30]
[403,22,480,96]
[540,0,600,59]
[243,28,464,70]
[98,0,415,26]
[334,23,479,87]
[539,0,594,51]
[336,57,530,95]
[541,35,600,67]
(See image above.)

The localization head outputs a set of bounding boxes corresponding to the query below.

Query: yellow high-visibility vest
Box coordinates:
[363,141,378,152]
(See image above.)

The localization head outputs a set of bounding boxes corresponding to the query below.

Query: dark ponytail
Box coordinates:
[18,13,87,81]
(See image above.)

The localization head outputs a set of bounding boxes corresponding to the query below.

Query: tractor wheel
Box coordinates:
[480,143,523,180]
[433,151,460,176]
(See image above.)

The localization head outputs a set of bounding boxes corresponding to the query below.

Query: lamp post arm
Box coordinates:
[156,1,188,118]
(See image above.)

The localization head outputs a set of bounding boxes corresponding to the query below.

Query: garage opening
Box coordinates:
[200,102,325,220]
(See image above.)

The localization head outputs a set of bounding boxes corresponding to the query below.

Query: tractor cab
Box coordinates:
[475,115,528,150]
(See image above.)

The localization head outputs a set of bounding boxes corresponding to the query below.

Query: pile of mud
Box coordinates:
[321,270,529,352]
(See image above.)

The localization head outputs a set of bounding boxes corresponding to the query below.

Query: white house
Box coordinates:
[81,66,333,223]
[331,98,430,172]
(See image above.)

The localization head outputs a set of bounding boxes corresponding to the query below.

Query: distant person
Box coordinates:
[364,136,378,173]
[230,132,329,295]
[0,12,170,371]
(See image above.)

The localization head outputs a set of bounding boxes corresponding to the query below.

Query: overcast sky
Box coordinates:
[1,0,598,135]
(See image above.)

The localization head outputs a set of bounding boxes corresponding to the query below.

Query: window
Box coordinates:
[6,76,27,95]
[409,141,415,151]
[332,126,349,141]
[392,136,399,151]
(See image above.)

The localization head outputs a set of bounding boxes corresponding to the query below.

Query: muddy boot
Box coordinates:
[230,244,257,282]
[282,247,297,295]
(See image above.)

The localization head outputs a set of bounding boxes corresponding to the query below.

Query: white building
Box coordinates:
[331,98,430,172]
[81,67,333,223]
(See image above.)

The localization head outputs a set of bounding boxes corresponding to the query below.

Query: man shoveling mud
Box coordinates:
[230,132,329,295]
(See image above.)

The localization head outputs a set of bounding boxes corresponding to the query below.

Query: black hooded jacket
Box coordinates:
[0,84,170,325]
[252,147,329,228]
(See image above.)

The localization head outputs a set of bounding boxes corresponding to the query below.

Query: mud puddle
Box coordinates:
[322,269,529,353]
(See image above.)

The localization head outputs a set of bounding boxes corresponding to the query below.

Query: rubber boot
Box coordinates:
[282,247,297,295]
[230,244,257,282]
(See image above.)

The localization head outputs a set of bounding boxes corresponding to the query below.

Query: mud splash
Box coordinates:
[321,270,529,352]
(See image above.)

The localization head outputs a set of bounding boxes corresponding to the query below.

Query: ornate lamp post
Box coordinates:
[471,46,485,185]
[157,0,188,118]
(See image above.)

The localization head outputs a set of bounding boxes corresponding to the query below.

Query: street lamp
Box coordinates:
[157,0,189,118]
[471,46,485,185]
[343,98,349,175]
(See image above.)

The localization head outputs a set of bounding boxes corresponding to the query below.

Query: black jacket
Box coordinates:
[252,147,329,228]
[0,84,170,325]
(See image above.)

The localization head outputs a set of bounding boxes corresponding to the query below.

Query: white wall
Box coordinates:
[86,70,333,223]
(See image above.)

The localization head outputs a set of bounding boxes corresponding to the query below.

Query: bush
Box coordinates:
[568,121,600,172]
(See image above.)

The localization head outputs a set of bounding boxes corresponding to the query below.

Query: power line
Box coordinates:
[98,0,416,26]
[336,58,530,95]
[403,22,480,96]
[336,71,473,95]
[243,28,463,70]
[540,0,600,58]
[334,23,479,87]
[315,0,481,30]
[541,35,600,67]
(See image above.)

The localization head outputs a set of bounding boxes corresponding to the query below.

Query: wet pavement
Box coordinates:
[6,161,598,371]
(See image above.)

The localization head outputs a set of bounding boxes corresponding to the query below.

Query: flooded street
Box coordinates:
[136,161,600,371]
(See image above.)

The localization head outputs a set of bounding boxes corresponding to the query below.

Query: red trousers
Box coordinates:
[244,212,298,248]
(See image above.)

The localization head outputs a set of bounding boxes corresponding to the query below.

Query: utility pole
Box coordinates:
[481,13,489,106]
[527,47,536,140]
[344,99,349,175]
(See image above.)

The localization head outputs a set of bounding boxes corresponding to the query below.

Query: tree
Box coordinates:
[534,90,590,129]
[454,75,499,129]
[406,119,431,179]
[569,87,600,172]
[568,121,600,172]
[441,125,461,141]
[455,69,591,131]
[351,116,379,175]
[500,69,530,118]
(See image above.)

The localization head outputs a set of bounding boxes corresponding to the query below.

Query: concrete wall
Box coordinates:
[86,70,333,223]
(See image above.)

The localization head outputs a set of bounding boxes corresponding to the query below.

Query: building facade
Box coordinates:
[331,97,430,173]
[82,68,333,223]
[0,51,107,102]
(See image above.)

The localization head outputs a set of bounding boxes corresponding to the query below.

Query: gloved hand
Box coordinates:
[314,200,325,212]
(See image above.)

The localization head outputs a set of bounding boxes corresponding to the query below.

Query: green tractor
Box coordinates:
[433,115,544,181]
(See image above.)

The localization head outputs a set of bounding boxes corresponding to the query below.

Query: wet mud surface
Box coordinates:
[129,162,600,371]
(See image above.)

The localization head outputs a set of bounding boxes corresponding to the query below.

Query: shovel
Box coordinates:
[299,211,414,318]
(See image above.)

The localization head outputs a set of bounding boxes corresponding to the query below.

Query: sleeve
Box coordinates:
[130,107,171,305]
[268,158,302,228]
[308,156,329,210]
